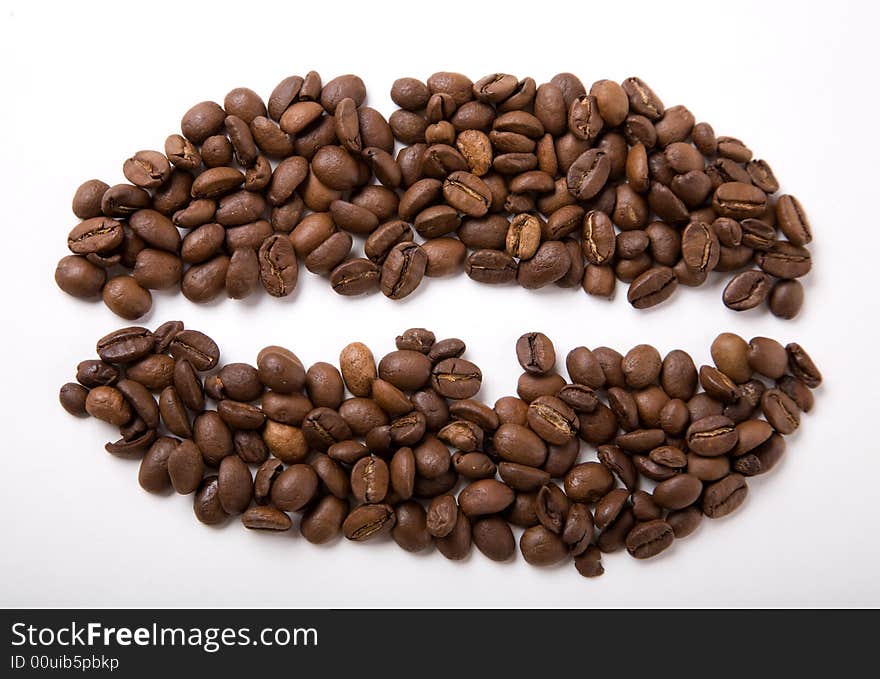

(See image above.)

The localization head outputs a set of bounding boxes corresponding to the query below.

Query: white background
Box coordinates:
[1,0,878,608]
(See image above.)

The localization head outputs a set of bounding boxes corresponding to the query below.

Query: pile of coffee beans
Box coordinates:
[55,72,811,319]
[60,323,821,576]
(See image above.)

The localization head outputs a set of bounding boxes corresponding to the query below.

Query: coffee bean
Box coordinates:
[712,182,767,219]
[702,473,748,518]
[67,217,124,256]
[242,506,292,531]
[653,474,703,510]
[756,242,812,279]
[681,221,720,272]
[520,525,569,566]
[258,234,298,297]
[380,242,427,299]
[59,382,89,416]
[163,439,202,495]
[769,279,804,319]
[343,503,396,541]
[722,270,771,311]
[761,388,800,434]
[430,358,482,399]
[622,344,661,389]
[775,195,812,246]
[786,342,822,388]
[565,462,614,503]
[515,332,555,375]
[330,258,380,296]
[473,516,516,561]
[168,330,219,372]
[299,495,347,544]
[527,396,578,445]
[392,502,432,553]
[686,415,738,456]
[466,249,518,284]
[625,519,674,558]
[567,149,611,200]
[628,266,677,308]
[622,77,664,120]
[518,241,570,288]
[442,171,491,216]
[55,255,107,299]
[194,476,227,525]
[85,386,132,425]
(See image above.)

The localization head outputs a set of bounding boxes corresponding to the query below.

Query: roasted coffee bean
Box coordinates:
[710,332,751,384]
[339,342,377,397]
[533,483,571,534]
[712,182,767,219]
[625,519,674,559]
[686,415,738,456]
[168,330,219,371]
[567,149,611,200]
[520,525,569,566]
[116,379,159,429]
[270,464,319,513]
[786,343,822,388]
[55,255,106,298]
[622,344,662,389]
[702,473,748,518]
[466,249,518,284]
[85,386,131,425]
[343,503,396,541]
[653,474,703,510]
[242,506,292,531]
[217,455,253,514]
[392,502,432,552]
[438,419,483,452]
[628,266,677,308]
[167,439,204,495]
[699,365,739,403]
[723,270,771,311]
[426,494,459,538]
[574,545,605,577]
[471,516,516,561]
[458,479,514,517]
[72,179,110,219]
[756,242,812,279]
[351,456,390,504]
[194,476,227,525]
[452,451,497,480]
[769,279,804,319]
[498,462,551,491]
[102,275,151,320]
[565,462,614,503]
[761,388,800,434]
[126,354,174,390]
[517,241,569,288]
[775,195,812,246]
[527,396,578,445]
[101,183,151,217]
[681,221,720,272]
[622,77,664,120]
[380,242,427,299]
[516,332,556,375]
[258,235,298,297]
[76,360,119,388]
[302,407,352,452]
[595,488,629,530]
[60,383,89,416]
[430,358,482,399]
[331,258,381,295]
[300,495,348,543]
[443,171,492,216]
